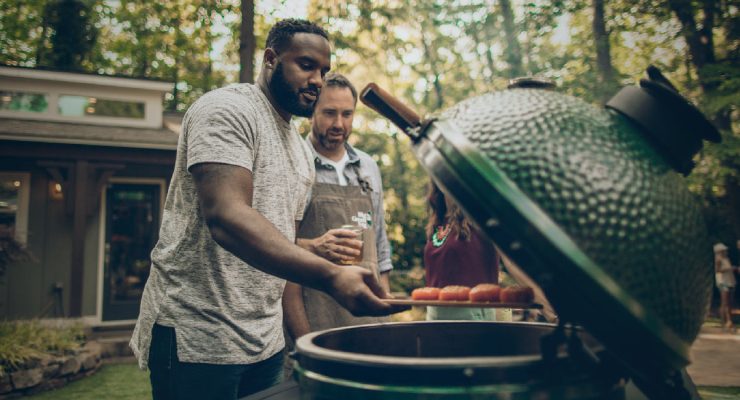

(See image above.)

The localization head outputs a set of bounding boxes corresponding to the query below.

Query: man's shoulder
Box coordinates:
[349,146,379,169]
[188,84,263,115]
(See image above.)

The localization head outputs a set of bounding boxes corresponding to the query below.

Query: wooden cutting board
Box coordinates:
[383,299,543,309]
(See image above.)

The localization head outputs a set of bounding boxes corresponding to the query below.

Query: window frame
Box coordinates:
[0,90,49,114]
[0,172,31,244]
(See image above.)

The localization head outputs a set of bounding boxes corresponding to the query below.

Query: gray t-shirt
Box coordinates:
[130,83,314,368]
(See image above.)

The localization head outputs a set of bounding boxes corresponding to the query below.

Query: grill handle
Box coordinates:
[360,83,422,139]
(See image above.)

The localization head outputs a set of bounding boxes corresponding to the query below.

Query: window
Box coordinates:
[0,173,30,244]
[58,95,145,119]
[0,91,48,113]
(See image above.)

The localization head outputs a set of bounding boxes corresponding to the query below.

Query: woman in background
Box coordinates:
[423,181,557,322]
[423,182,499,320]
[714,243,737,332]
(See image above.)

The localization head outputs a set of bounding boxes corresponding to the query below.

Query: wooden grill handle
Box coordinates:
[360,83,422,135]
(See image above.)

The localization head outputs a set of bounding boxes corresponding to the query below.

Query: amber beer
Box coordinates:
[338,224,363,265]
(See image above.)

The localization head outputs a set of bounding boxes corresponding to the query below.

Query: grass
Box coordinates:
[0,320,84,377]
[698,386,740,400]
[29,363,151,400]
[21,361,740,400]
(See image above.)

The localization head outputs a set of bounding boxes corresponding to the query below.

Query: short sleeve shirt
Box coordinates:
[130,83,315,368]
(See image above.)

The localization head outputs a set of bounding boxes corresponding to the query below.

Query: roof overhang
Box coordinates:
[0,117,179,150]
[0,66,173,93]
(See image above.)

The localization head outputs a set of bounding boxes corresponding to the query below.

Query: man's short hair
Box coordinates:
[266,19,329,54]
[323,73,358,104]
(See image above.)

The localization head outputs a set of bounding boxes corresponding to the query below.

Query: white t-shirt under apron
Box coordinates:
[315,151,350,186]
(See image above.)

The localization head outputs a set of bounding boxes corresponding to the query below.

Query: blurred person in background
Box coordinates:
[424,181,556,322]
[714,243,738,332]
[423,182,499,321]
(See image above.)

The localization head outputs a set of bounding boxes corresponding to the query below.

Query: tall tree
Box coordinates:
[667,0,715,85]
[665,0,737,130]
[39,0,99,71]
[239,0,256,83]
[591,0,617,102]
[500,0,524,78]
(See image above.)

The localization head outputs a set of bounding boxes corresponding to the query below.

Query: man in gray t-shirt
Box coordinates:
[130,19,396,400]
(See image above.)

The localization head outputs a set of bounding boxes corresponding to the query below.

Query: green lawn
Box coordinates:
[26,362,740,400]
[29,363,150,400]
[699,386,740,400]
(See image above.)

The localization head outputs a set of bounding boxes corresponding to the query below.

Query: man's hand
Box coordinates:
[301,228,362,264]
[324,265,406,316]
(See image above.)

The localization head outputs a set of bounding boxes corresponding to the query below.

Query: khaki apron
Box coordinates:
[295,167,389,331]
[284,166,389,377]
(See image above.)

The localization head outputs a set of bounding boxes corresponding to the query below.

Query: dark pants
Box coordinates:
[148,324,283,400]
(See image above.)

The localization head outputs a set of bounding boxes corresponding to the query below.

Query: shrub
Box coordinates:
[389,266,425,295]
[0,320,85,377]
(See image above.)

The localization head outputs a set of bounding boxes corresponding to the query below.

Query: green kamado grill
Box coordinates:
[290,67,720,400]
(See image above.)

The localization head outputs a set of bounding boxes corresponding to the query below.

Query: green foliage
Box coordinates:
[310,0,740,269]
[701,62,740,116]
[1,0,738,270]
[0,320,84,376]
[0,0,47,67]
[388,267,425,295]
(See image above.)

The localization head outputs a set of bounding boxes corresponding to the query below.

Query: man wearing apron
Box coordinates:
[283,74,393,370]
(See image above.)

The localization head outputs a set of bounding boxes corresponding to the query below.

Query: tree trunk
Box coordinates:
[479,13,498,84]
[239,0,256,83]
[204,8,213,90]
[392,134,409,220]
[500,0,523,78]
[35,7,50,67]
[667,0,730,130]
[667,0,714,82]
[592,0,617,102]
[170,14,182,111]
[420,27,444,110]
[468,25,493,84]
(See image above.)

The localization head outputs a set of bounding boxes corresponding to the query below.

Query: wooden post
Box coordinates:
[69,160,88,317]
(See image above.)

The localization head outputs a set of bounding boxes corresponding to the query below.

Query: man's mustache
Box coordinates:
[327,129,346,135]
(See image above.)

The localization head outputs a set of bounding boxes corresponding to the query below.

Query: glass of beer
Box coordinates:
[338,224,363,265]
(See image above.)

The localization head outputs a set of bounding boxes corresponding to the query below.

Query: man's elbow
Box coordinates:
[203,208,235,248]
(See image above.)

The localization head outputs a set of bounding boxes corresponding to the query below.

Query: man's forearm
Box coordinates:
[208,205,337,292]
[193,163,394,317]
[283,282,312,339]
[379,272,390,293]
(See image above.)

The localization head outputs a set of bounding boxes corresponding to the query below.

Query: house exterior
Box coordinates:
[0,65,179,325]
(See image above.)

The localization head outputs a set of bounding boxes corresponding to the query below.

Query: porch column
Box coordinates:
[69,160,88,317]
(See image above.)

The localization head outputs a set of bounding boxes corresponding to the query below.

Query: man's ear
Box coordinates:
[263,48,278,69]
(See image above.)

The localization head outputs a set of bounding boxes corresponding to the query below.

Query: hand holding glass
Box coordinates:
[338,224,364,265]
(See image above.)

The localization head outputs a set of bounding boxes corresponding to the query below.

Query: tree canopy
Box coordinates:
[1,0,738,269]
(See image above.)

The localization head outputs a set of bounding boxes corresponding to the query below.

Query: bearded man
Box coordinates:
[283,73,394,349]
[130,19,395,400]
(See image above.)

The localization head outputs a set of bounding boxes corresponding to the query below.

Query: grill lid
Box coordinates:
[360,67,717,398]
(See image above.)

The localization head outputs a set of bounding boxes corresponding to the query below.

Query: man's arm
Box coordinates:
[283,282,312,340]
[369,160,394,285]
[379,271,390,293]
[191,162,393,316]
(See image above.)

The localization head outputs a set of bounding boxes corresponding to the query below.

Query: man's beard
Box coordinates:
[316,128,348,151]
[270,62,316,118]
